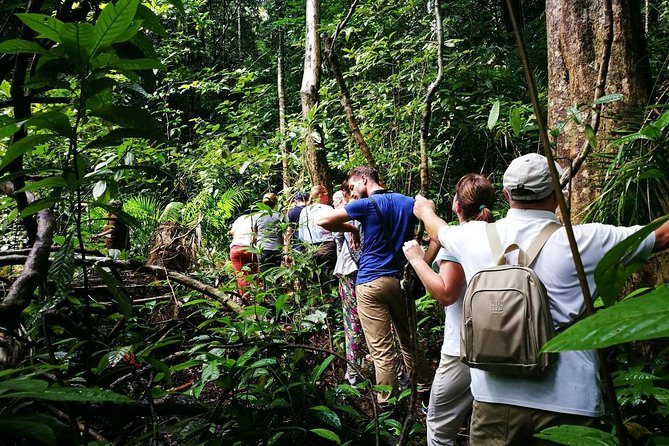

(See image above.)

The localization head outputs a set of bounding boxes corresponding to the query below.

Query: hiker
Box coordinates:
[332,186,366,385]
[286,191,308,254]
[413,153,669,444]
[403,174,495,446]
[318,166,433,406]
[253,192,284,274]
[94,200,130,259]
[229,213,258,303]
[298,185,337,293]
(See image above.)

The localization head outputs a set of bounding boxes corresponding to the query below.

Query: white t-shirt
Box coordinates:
[298,204,335,244]
[334,221,360,277]
[230,214,253,248]
[438,208,655,417]
[433,249,466,357]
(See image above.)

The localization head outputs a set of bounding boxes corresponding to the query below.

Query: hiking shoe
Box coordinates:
[420,401,429,415]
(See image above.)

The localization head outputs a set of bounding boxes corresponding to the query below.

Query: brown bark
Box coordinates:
[547,0,651,219]
[300,0,331,191]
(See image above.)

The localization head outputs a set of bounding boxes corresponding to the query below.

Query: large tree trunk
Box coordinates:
[547,0,651,219]
[300,0,331,191]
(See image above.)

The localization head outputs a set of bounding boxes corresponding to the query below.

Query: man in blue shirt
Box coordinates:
[319,166,433,405]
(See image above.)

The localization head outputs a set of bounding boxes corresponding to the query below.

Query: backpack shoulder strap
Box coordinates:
[486,222,504,265]
[524,223,561,267]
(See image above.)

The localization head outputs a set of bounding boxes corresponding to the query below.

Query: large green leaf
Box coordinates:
[310,355,335,385]
[0,386,132,403]
[85,128,160,148]
[0,39,47,54]
[534,425,617,445]
[93,0,139,53]
[25,111,72,137]
[16,13,64,42]
[59,22,96,69]
[0,134,56,170]
[309,406,342,429]
[487,100,500,131]
[594,217,668,306]
[0,116,20,138]
[0,415,58,446]
[18,176,68,192]
[19,196,63,219]
[90,105,156,129]
[542,285,669,352]
[309,428,341,444]
[95,266,133,319]
[0,377,49,393]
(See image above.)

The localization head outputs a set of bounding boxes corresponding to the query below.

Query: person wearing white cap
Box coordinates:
[413,153,669,445]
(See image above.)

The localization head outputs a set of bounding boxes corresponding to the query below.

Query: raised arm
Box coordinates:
[403,240,465,307]
[413,194,449,243]
[318,208,357,233]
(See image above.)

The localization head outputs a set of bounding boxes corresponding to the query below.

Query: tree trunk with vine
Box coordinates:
[546,0,650,218]
[300,0,331,192]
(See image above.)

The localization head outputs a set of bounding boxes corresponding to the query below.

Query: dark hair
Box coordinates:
[346,166,380,184]
[294,191,308,202]
[456,174,495,223]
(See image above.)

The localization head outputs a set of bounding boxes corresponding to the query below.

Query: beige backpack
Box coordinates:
[460,222,560,376]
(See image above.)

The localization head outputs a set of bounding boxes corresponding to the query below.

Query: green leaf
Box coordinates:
[535,425,617,445]
[509,107,522,137]
[135,4,166,36]
[1,134,56,170]
[594,217,668,306]
[0,39,47,54]
[17,13,64,42]
[95,266,133,319]
[0,386,132,403]
[0,415,57,446]
[309,406,342,429]
[0,117,20,138]
[654,110,669,131]
[92,180,107,199]
[90,105,156,129]
[0,378,49,393]
[93,0,139,54]
[18,176,68,192]
[47,234,75,305]
[309,429,341,444]
[59,22,96,69]
[487,100,500,131]
[584,124,597,149]
[19,196,63,218]
[310,355,334,384]
[85,128,160,148]
[26,111,72,137]
[107,346,133,367]
[592,93,623,107]
[542,285,669,352]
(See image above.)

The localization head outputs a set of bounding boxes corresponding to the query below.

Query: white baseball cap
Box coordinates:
[503,153,563,201]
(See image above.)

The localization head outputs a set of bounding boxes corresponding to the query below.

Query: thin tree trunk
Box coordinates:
[418,0,444,196]
[277,27,289,191]
[322,0,378,171]
[300,0,331,191]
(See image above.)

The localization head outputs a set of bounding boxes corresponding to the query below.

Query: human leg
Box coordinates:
[339,272,365,384]
[426,353,472,446]
[356,277,399,403]
[384,279,433,388]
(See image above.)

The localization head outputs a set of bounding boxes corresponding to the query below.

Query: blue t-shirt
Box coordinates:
[344,191,417,285]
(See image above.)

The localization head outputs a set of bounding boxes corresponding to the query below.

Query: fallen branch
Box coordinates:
[0,255,243,313]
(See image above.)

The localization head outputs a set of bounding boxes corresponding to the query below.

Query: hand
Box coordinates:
[402,240,425,265]
[414,194,436,221]
[350,229,360,250]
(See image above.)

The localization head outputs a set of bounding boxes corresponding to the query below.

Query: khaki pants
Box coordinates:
[469,400,596,445]
[356,276,433,403]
